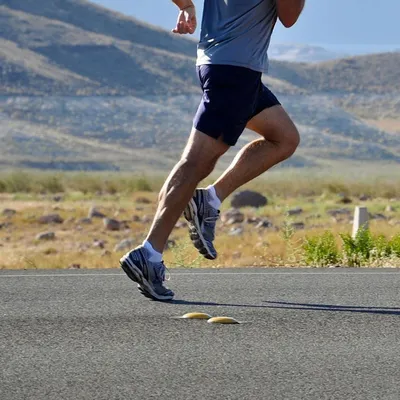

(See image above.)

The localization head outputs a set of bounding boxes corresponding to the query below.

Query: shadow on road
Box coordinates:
[264,301,400,316]
[170,299,268,309]
[169,300,400,315]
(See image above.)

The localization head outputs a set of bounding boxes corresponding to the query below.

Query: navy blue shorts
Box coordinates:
[193,64,281,146]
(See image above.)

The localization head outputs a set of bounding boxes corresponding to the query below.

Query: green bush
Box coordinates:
[37,175,65,193]
[0,171,158,195]
[0,179,6,192]
[372,234,392,259]
[67,174,104,194]
[303,230,400,267]
[5,171,32,193]
[134,177,152,192]
[102,180,119,195]
[340,230,400,266]
[303,231,339,267]
[340,228,373,267]
[389,234,400,257]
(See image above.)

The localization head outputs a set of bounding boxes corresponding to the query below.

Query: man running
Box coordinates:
[120,0,304,300]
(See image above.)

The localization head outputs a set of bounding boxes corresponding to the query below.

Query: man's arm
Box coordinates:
[171,0,197,34]
[276,0,305,28]
[172,0,194,10]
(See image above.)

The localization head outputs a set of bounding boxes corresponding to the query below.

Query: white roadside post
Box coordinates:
[352,206,369,239]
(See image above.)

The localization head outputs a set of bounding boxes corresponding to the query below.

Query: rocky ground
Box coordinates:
[1,190,399,270]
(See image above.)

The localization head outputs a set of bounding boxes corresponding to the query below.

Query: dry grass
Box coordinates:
[1,184,399,269]
[0,193,156,270]
[1,168,400,198]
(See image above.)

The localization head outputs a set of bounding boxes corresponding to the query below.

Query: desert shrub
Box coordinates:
[340,228,373,267]
[134,177,152,192]
[389,234,400,257]
[340,230,400,267]
[0,179,6,192]
[37,175,65,193]
[302,230,400,267]
[67,173,103,194]
[4,171,32,192]
[303,231,339,267]
[102,180,119,194]
[371,234,392,259]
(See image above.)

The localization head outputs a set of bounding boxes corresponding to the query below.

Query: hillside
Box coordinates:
[2,1,400,96]
[269,43,345,63]
[0,0,399,171]
[270,53,400,94]
[1,0,196,57]
[0,4,198,96]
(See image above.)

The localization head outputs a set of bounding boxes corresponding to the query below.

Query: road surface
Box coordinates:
[1,268,400,400]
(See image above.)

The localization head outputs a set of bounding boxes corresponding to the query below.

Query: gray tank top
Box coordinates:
[197,0,277,73]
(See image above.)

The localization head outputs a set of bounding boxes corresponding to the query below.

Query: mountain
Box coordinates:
[0,2,198,96]
[1,0,196,57]
[0,0,399,171]
[269,43,344,63]
[2,1,400,96]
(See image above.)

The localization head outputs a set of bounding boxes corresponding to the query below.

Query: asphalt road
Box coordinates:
[1,268,400,400]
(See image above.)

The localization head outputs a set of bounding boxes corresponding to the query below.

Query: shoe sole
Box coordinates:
[184,198,217,260]
[119,257,174,301]
[138,286,156,300]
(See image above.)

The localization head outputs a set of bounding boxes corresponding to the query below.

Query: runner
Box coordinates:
[120,0,305,300]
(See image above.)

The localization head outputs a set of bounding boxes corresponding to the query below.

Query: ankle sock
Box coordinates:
[142,240,163,263]
[206,185,222,210]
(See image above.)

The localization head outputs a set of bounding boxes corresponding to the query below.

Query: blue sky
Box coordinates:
[91,0,400,53]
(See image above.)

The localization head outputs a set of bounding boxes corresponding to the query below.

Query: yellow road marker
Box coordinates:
[179,312,212,320]
[207,316,240,324]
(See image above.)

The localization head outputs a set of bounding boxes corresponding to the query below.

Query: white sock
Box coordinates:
[142,240,163,263]
[206,185,221,210]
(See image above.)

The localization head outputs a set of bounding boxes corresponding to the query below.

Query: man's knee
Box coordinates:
[281,125,300,158]
[248,105,300,158]
[270,114,300,159]
[178,129,228,179]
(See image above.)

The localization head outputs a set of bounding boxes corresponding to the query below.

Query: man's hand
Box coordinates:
[276,0,305,28]
[172,5,197,35]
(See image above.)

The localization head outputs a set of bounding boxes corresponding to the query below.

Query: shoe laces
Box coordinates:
[204,210,220,224]
[165,266,171,281]
[154,261,170,282]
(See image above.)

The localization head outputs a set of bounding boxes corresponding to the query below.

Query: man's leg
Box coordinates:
[120,129,229,300]
[184,106,299,260]
[212,105,300,202]
[146,129,229,252]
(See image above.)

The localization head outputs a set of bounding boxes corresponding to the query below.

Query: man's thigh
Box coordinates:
[246,105,299,143]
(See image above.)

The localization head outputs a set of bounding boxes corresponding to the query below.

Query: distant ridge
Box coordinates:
[0,0,399,171]
[1,1,400,96]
